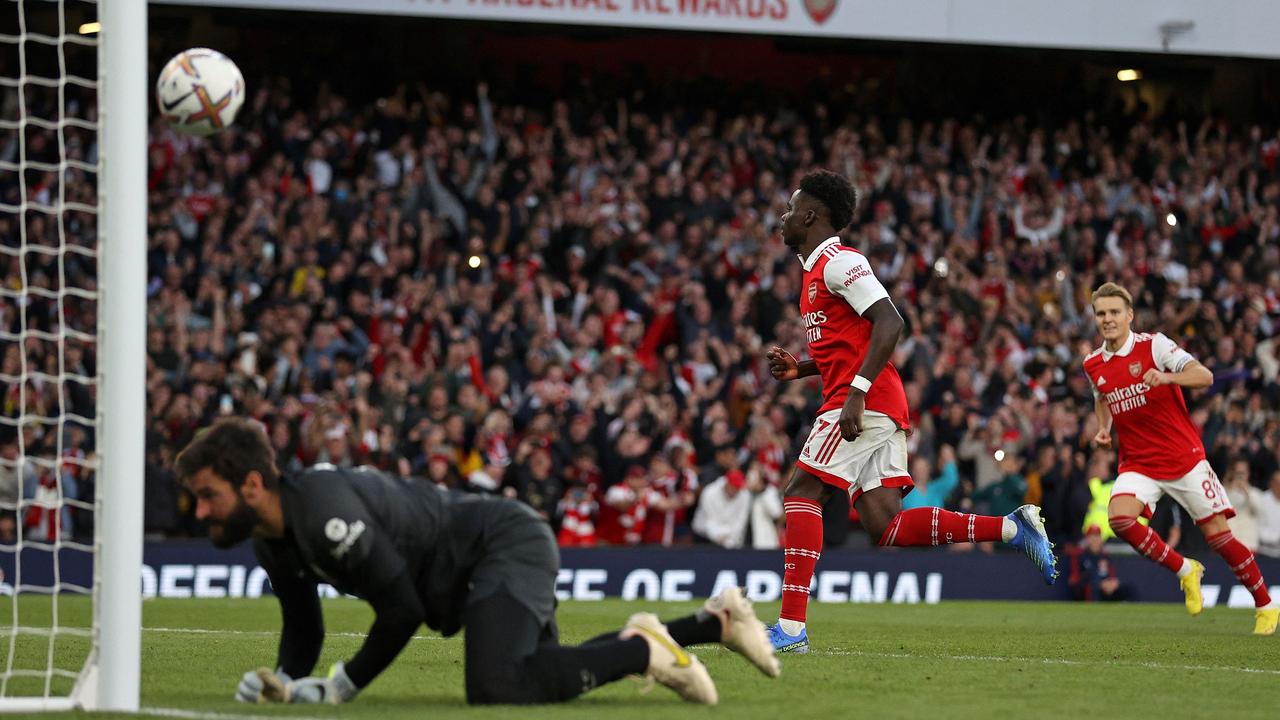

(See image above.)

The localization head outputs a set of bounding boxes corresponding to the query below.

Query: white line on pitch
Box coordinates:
[143,626,448,640]
[818,648,1280,676]
[139,708,329,720]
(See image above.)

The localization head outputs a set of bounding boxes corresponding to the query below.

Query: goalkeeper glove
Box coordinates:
[235,667,291,703]
[257,660,360,704]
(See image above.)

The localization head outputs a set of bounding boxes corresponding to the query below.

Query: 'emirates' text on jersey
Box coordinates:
[798,237,909,428]
[1083,331,1205,479]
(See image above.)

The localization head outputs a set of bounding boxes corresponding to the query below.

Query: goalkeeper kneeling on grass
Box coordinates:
[176,417,780,706]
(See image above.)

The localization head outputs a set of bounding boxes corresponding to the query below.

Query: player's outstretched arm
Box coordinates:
[275,579,324,679]
[236,551,323,703]
[1144,359,1213,389]
[263,573,425,704]
[337,573,425,696]
[1145,333,1213,389]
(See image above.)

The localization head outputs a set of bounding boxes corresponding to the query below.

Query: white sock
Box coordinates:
[778,618,805,635]
[1001,518,1016,543]
[1175,559,1192,578]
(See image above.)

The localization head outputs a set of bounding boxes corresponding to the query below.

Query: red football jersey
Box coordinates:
[641,468,699,546]
[798,238,909,428]
[597,483,650,545]
[1083,331,1205,479]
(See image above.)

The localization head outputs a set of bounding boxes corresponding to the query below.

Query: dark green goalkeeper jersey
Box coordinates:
[253,465,557,689]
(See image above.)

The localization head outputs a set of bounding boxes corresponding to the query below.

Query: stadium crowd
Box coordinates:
[5,72,1280,558]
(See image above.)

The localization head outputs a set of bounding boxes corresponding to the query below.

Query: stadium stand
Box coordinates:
[4,51,1280,556]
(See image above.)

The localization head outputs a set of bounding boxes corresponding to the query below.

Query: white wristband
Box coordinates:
[851,375,872,393]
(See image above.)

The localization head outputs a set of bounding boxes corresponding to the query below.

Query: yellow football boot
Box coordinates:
[1179,559,1205,616]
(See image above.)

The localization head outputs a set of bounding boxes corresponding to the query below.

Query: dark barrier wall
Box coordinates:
[2,543,1277,609]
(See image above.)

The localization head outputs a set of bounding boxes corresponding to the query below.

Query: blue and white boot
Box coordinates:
[766,623,809,654]
[1006,504,1058,585]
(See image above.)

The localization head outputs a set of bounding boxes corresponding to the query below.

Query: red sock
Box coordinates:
[878,507,1004,546]
[780,497,823,623]
[1207,530,1272,608]
[1110,516,1184,573]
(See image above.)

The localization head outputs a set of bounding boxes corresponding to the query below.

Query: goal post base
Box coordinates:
[67,650,97,711]
[0,698,77,713]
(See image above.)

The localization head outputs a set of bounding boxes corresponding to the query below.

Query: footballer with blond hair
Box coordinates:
[1085,282,1277,635]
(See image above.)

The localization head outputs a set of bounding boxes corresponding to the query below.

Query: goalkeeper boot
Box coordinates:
[622,613,718,705]
[703,587,780,677]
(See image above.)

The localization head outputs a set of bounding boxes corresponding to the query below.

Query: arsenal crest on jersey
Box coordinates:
[804,0,838,24]
[1129,361,1143,378]
[808,281,818,303]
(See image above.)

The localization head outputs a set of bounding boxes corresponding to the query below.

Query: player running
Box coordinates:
[765,170,1057,653]
[1085,282,1278,635]
[176,418,779,707]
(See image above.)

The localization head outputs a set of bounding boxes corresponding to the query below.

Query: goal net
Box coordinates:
[0,0,143,712]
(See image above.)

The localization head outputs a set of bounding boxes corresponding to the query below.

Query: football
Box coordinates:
[155,48,245,136]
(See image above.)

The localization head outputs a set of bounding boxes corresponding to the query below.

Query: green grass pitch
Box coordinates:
[2,596,1278,719]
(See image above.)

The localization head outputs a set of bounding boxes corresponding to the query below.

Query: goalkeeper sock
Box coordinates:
[584,611,721,648]
[527,637,649,701]
[664,609,722,647]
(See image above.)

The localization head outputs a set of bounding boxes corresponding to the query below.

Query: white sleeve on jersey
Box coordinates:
[1151,332,1195,373]
[823,251,890,315]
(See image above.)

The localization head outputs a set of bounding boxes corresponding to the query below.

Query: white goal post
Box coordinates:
[0,0,145,712]
[97,0,146,712]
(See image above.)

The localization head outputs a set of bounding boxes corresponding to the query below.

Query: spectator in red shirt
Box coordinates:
[598,465,652,546]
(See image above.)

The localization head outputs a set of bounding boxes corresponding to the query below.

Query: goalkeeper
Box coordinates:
[175,418,778,706]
